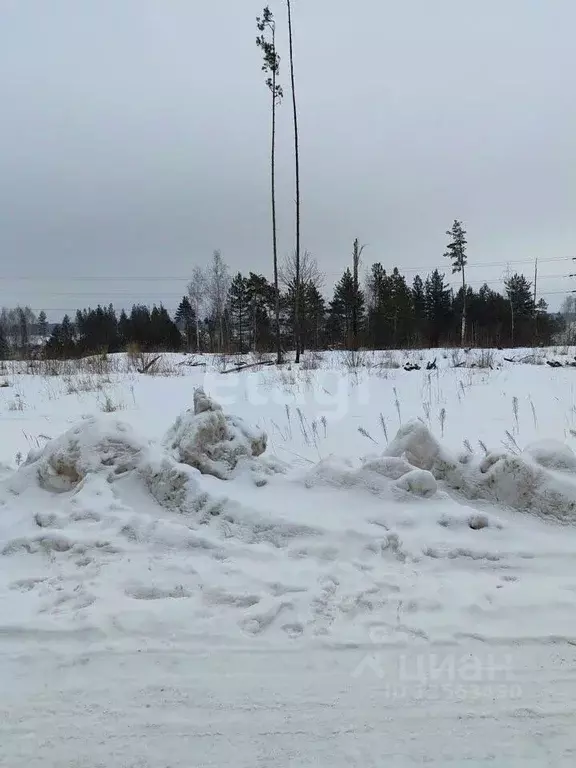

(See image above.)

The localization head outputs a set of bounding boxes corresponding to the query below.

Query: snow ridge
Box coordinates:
[2,395,576,647]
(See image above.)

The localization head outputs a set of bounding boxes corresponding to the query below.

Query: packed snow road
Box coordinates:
[2,640,576,766]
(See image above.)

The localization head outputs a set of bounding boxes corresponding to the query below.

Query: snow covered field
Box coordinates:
[2,347,576,765]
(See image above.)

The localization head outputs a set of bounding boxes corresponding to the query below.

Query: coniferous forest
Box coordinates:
[0,240,565,360]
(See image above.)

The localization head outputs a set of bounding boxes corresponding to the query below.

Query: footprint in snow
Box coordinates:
[125,585,191,600]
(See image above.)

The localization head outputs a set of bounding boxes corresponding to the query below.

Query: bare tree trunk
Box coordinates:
[352,247,358,349]
[510,298,515,346]
[460,267,466,346]
[352,239,361,349]
[271,53,282,365]
[286,0,301,362]
[533,257,538,342]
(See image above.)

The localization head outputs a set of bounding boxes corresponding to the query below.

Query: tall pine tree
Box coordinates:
[444,219,468,345]
[37,310,48,338]
[0,323,8,359]
[505,273,535,346]
[175,296,196,350]
[246,273,273,351]
[412,275,426,344]
[389,268,414,347]
[228,273,251,352]
[257,7,283,364]
[424,269,452,347]
[328,268,364,348]
[366,263,392,348]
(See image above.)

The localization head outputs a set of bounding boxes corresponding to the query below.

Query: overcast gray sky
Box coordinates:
[0,0,574,318]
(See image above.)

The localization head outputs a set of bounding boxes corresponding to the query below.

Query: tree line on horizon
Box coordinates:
[0,243,565,361]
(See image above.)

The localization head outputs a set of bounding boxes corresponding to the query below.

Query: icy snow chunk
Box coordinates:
[193,388,223,415]
[17,416,147,493]
[468,513,490,530]
[523,440,576,472]
[139,450,213,518]
[164,388,267,479]
[394,469,437,498]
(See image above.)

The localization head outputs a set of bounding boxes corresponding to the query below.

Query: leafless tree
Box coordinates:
[351,238,366,348]
[280,250,323,293]
[187,265,207,352]
[1,306,36,350]
[561,295,576,319]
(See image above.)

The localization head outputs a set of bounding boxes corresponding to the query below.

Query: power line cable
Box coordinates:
[0,257,570,281]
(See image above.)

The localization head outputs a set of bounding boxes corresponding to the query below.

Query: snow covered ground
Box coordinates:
[2,347,576,765]
[4,643,576,766]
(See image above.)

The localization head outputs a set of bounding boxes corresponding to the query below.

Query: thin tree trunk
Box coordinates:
[533,257,538,342]
[271,52,282,365]
[460,267,466,346]
[352,245,358,350]
[239,305,242,353]
[510,298,515,346]
[287,0,301,363]
[195,301,200,352]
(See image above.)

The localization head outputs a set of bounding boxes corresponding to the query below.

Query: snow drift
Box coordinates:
[4,395,576,648]
[383,420,576,523]
[304,420,576,523]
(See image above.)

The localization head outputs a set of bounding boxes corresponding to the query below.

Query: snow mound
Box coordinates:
[303,453,439,505]
[3,407,576,646]
[13,416,148,493]
[522,439,576,472]
[362,456,415,480]
[385,420,462,485]
[305,420,576,523]
[384,420,576,523]
[304,456,396,498]
[164,389,267,479]
[394,468,438,498]
[140,451,208,514]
